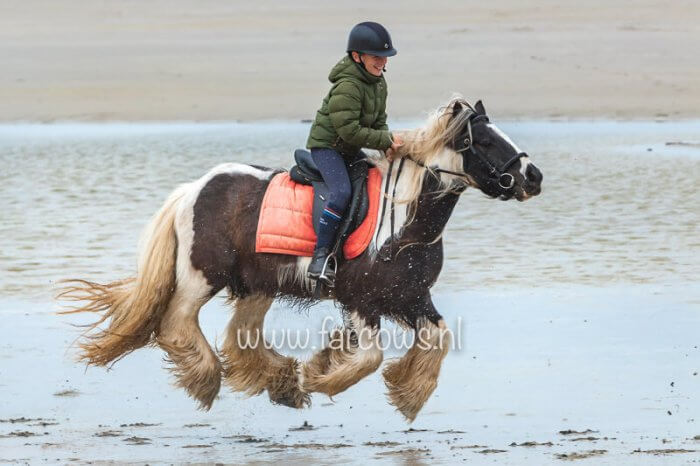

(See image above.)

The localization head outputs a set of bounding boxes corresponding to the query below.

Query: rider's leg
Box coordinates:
[308,148,351,281]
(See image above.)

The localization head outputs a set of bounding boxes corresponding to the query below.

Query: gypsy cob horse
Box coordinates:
[59,99,542,421]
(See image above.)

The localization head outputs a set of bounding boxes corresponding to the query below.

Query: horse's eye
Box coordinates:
[479,137,491,146]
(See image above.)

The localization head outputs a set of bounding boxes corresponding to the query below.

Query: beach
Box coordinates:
[2,285,700,464]
[1,0,699,122]
[2,1,700,464]
[1,120,700,463]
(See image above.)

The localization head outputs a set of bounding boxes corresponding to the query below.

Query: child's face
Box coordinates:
[352,52,388,77]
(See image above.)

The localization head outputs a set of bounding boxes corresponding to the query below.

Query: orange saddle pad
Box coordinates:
[255,168,381,259]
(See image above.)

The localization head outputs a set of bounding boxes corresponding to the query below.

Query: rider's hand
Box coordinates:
[386,134,404,161]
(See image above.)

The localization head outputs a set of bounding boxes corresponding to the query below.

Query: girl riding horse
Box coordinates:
[59,97,542,422]
[306,22,404,285]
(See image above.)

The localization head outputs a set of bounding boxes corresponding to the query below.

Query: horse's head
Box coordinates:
[444,100,542,201]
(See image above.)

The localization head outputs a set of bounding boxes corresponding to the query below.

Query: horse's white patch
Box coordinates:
[431,147,463,183]
[278,256,313,291]
[519,156,532,178]
[347,311,383,366]
[174,188,213,302]
[371,148,462,255]
[487,123,531,180]
[170,163,273,299]
[487,123,523,153]
[372,161,410,252]
[203,162,274,183]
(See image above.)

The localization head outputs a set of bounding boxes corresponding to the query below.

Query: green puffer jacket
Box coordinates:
[306,56,393,158]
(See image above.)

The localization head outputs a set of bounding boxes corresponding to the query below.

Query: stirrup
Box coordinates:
[318,253,337,287]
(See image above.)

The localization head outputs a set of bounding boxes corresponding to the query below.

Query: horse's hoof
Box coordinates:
[268,389,311,409]
[267,358,311,409]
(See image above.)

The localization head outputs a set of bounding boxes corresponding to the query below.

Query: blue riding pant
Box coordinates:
[310,148,352,249]
[310,148,352,214]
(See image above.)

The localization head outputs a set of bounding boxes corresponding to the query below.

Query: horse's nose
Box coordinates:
[526,164,542,185]
[524,163,542,196]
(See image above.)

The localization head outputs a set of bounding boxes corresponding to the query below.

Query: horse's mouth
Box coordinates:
[513,185,541,201]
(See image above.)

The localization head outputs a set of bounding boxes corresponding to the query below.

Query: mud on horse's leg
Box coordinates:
[303,311,383,396]
[220,295,309,408]
[383,301,451,422]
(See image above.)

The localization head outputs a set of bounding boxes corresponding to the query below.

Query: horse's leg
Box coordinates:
[155,200,223,410]
[302,311,383,396]
[156,273,221,410]
[220,295,310,409]
[383,298,451,422]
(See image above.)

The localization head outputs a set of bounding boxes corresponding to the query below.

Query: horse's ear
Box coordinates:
[452,100,464,116]
[474,100,486,116]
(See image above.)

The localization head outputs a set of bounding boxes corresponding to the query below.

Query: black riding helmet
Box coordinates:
[346,21,397,57]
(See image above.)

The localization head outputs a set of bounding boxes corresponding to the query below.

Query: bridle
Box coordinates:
[376,109,526,261]
[406,111,526,190]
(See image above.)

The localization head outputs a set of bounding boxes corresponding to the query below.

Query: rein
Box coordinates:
[377,157,405,261]
[403,156,470,181]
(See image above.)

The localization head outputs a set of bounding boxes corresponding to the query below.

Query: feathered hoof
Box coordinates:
[267,358,310,409]
[383,359,435,423]
[268,388,311,409]
[193,379,222,412]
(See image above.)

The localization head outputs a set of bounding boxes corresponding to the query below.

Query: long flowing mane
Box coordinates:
[397,97,473,163]
[366,97,472,207]
[358,97,475,253]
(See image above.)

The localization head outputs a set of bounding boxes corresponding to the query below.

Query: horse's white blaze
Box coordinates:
[487,123,523,153]
[488,123,531,181]
[519,156,532,178]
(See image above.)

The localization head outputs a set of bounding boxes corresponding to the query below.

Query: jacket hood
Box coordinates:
[328,56,382,85]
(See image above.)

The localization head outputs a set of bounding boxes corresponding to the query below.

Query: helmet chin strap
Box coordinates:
[359,53,370,73]
[356,52,386,74]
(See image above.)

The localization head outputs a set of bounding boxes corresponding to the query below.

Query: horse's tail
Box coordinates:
[58,184,189,366]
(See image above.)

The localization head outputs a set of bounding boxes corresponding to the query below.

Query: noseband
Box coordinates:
[406,112,526,190]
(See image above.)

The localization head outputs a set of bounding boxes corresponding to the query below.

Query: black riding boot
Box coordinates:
[308,200,344,286]
[307,246,336,286]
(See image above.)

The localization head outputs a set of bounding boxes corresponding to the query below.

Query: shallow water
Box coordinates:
[1,121,700,463]
[1,120,699,298]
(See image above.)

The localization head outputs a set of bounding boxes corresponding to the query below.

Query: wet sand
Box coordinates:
[2,286,700,464]
[0,121,699,463]
[2,0,699,121]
